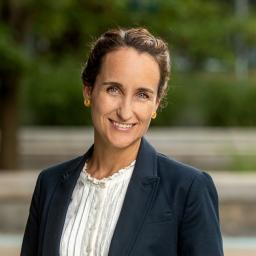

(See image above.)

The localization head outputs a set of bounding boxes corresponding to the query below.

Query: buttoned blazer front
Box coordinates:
[21,137,224,256]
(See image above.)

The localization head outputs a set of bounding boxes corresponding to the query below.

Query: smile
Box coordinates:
[109,119,136,130]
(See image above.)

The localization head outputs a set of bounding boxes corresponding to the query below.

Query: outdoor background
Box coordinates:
[0,0,256,255]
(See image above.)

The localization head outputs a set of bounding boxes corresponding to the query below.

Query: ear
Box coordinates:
[83,82,92,99]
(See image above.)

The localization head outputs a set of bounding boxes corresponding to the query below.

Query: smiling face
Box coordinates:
[83,47,160,150]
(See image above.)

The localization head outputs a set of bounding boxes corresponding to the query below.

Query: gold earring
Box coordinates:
[151,112,157,119]
[84,99,91,107]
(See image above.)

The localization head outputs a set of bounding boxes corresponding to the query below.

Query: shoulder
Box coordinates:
[155,152,216,195]
[156,152,204,180]
[36,155,85,190]
[155,151,220,219]
[40,155,84,179]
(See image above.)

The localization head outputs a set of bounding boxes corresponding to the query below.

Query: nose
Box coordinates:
[116,98,133,121]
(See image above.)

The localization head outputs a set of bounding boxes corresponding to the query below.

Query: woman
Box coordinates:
[21,27,223,256]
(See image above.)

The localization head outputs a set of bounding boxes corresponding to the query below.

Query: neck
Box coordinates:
[86,137,141,179]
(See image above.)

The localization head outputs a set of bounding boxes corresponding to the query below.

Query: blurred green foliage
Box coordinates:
[160,73,256,127]
[1,0,256,126]
[232,156,256,172]
[0,25,29,74]
[21,63,256,126]
[20,57,89,125]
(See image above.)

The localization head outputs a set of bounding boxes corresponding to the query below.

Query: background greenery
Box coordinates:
[21,63,256,126]
[1,0,256,127]
[1,0,256,169]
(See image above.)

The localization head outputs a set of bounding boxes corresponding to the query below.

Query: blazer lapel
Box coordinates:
[42,137,159,256]
[42,146,94,256]
[108,137,160,256]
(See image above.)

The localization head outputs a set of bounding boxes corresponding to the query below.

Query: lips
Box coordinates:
[109,119,136,130]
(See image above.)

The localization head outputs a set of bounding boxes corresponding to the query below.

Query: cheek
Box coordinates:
[135,103,155,122]
[91,94,118,119]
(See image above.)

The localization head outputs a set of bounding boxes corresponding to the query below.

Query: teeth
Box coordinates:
[112,121,133,129]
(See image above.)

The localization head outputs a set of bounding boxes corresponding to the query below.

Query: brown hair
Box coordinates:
[81,27,171,109]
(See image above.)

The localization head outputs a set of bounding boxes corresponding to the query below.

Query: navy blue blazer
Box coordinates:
[21,137,223,256]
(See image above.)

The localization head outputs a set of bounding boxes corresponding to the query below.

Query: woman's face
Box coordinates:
[84,47,160,150]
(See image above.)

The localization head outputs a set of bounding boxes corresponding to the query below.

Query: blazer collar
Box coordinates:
[108,137,160,256]
[42,153,87,256]
[42,137,159,256]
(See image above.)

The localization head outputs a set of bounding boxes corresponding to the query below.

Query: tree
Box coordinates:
[0,1,29,169]
[1,0,255,169]
[0,0,127,169]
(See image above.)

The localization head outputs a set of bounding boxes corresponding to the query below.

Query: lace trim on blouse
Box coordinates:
[81,160,136,185]
[59,159,136,256]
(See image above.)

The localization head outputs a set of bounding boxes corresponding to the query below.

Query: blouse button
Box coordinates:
[100,183,106,188]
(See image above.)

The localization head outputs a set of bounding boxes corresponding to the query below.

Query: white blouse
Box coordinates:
[59,160,136,256]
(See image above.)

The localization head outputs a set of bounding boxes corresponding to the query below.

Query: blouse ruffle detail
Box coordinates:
[59,159,136,256]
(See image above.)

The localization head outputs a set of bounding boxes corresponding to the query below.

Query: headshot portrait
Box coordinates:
[21,27,223,256]
[2,2,256,256]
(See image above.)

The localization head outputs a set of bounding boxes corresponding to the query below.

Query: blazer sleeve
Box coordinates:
[178,172,224,256]
[21,172,42,256]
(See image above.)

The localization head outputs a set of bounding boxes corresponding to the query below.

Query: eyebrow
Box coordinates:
[102,81,155,94]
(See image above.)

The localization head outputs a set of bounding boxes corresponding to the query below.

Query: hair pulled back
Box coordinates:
[81,27,171,109]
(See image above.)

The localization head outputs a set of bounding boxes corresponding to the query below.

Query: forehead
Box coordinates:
[97,47,160,89]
